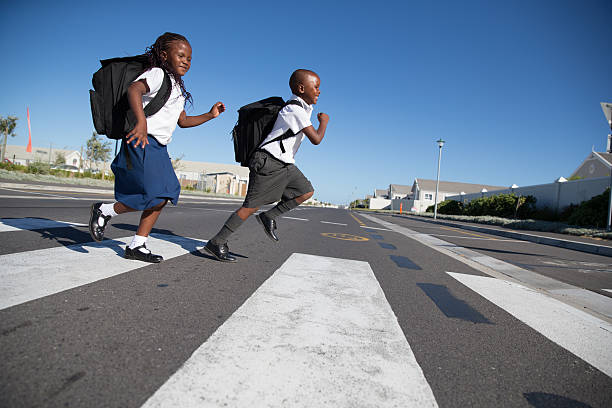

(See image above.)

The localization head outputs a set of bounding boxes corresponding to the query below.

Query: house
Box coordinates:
[388,184,412,199]
[170,159,250,196]
[374,188,388,199]
[4,144,83,168]
[405,178,506,212]
[569,150,612,180]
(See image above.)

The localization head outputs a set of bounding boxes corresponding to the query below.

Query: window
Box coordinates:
[424,193,433,200]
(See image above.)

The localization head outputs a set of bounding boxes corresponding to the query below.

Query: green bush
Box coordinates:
[565,188,609,228]
[26,161,51,175]
[426,199,463,215]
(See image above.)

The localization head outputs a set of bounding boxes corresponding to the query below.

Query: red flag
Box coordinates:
[26,107,32,153]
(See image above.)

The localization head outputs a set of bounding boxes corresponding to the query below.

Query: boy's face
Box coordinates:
[299,74,321,105]
[162,41,192,76]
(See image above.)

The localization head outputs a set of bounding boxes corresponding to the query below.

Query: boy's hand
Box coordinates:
[317,112,329,123]
[126,121,149,148]
[209,102,226,118]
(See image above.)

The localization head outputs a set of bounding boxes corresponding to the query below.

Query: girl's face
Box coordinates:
[162,41,192,76]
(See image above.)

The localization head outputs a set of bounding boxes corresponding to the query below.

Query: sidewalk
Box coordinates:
[362,211,612,257]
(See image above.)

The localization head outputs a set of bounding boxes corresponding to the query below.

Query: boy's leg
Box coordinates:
[205,206,258,262]
[89,201,136,242]
[124,200,167,263]
[257,191,313,242]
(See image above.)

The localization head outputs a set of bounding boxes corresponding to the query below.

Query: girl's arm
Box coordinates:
[126,79,150,148]
[178,102,226,128]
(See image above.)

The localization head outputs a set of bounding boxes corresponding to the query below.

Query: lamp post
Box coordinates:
[434,138,445,220]
[602,102,612,230]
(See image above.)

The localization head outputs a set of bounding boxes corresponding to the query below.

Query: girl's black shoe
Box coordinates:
[124,244,163,263]
[89,202,112,242]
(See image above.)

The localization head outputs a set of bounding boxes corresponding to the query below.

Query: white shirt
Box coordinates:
[261,95,313,164]
[134,67,185,145]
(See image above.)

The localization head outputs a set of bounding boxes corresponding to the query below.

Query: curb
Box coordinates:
[357,210,612,258]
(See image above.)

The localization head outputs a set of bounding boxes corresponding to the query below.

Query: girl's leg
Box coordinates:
[89,200,136,242]
[125,200,167,263]
[135,200,167,237]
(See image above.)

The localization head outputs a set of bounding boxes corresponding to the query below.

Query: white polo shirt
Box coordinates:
[134,67,185,145]
[261,95,313,164]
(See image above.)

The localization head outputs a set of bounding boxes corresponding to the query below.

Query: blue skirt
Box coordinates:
[111,136,180,210]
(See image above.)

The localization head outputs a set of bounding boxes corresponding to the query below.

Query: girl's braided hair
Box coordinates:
[145,32,193,106]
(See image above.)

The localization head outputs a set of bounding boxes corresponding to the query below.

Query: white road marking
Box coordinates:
[360,225,392,231]
[0,218,87,232]
[429,233,521,242]
[448,272,612,378]
[320,221,347,226]
[282,216,309,221]
[603,289,612,294]
[0,234,205,310]
[361,213,612,320]
[0,187,78,199]
[142,253,438,408]
[0,194,93,200]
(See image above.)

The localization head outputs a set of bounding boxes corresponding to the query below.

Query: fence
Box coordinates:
[447,176,611,211]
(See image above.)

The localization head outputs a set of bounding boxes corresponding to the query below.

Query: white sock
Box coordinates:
[129,235,149,252]
[98,203,118,226]
[100,203,118,217]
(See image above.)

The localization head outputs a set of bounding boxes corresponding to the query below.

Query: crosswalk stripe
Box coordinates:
[0,217,87,232]
[0,233,205,311]
[142,253,438,408]
[447,272,612,378]
[320,220,347,226]
[281,216,309,221]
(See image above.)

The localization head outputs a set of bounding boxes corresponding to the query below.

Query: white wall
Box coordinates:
[447,176,610,211]
[369,197,391,210]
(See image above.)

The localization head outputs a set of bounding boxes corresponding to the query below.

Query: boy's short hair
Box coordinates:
[289,69,318,94]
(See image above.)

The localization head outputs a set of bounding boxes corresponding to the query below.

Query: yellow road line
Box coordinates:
[349,212,366,226]
[440,226,498,240]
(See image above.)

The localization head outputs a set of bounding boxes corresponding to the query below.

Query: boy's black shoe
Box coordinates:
[204,241,236,262]
[256,212,278,242]
[124,244,163,263]
[89,202,111,242]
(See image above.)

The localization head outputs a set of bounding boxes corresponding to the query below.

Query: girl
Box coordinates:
[89,32,225,263]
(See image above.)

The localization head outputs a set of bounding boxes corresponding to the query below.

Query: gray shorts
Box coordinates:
[243,151,314,208]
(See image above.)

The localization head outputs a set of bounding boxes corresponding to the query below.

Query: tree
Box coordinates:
[54,152,66,165]
[85,132,111,170]
[171,153,185,170]
[0,115,18,162]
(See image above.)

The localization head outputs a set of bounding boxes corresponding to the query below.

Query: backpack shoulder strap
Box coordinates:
[259,99,306,153]
[143,71,172,117]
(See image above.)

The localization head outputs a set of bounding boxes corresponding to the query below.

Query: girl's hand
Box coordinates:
[126,121,149,148]
[209,102,226,118]
[317,112,329,123]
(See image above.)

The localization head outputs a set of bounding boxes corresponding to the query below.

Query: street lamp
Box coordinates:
[602,102,612,230]
[433,138,445,220]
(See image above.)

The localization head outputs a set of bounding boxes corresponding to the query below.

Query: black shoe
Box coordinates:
[89,202,112,242]
[256,212,278,242]
[204,241,236,262]
[124,244,163,263]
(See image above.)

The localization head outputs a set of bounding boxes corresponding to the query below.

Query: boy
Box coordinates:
[204,69,329,262]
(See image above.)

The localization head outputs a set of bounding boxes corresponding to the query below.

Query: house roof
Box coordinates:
[375,189,388,197]
[595,152,612,166]
[5,144,81,160]
[176,160,250,177]
[414,178,506,194]
[389,184,412,194]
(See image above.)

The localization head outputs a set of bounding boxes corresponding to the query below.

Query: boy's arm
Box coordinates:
[126,79,150,148]
[302,113,329,145]
[178,102,225,128]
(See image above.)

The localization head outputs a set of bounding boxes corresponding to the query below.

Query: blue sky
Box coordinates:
[1,0,611,205]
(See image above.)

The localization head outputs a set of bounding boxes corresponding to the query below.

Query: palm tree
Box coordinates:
[0,115,18,162]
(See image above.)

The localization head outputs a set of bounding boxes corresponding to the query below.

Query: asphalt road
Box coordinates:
[1,182,611,407]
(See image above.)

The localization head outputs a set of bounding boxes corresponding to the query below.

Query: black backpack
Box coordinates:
[232,97,302,166]
[89,55,171,139]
